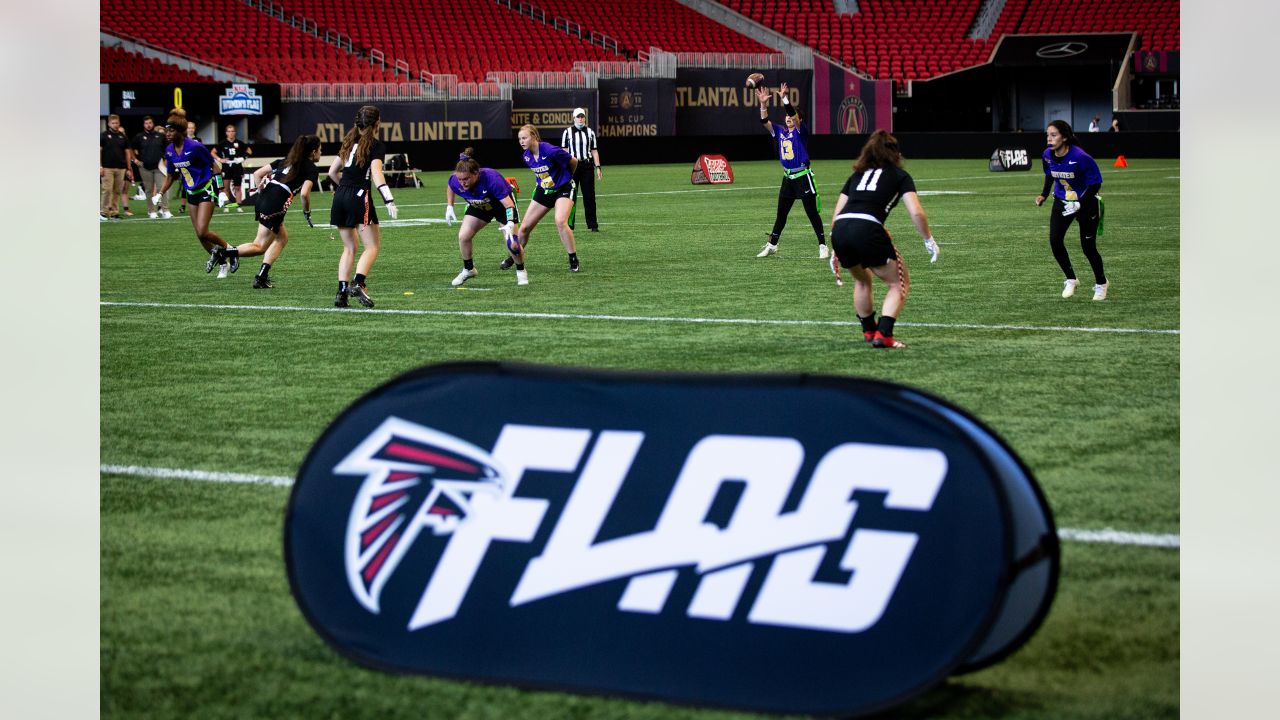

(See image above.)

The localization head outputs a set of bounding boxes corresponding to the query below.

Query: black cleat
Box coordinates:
[334,290,349,307]
[569,256,580,273]
[499,256,515,271]
[252,275,273,289]
[228,254,239,273]
[205,247,223,273]
[350,283,374,308]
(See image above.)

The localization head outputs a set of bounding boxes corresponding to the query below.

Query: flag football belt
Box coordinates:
[783,167,813,180]
[269,179,292,193]
[191,178,215,195]
[835,212,882,225]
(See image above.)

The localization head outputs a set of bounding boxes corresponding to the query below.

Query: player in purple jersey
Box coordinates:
[1034,120,1108,300]
[755,82,827,260]
[152,109,234,278]
[515,124,580,273]
[446,148,527,286]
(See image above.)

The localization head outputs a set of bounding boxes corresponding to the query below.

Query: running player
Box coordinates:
[208,134,321,289]
[327,105,395,308]
[151,109,235,277]
[212,123,253,210]
[446,148,526,287]
[755,81,827,259]
[513,124,580,273]
[1034,120,1108,300]
[830,129,940,349]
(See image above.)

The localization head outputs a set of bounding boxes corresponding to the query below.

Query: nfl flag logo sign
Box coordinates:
[286,362,1059,717]
[219,84,263,116]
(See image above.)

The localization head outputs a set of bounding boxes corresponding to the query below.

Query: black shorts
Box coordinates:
[329,186,378,228]
[832,218,897,269]
[224,164,246,181]
[531,181,574,208]
[186,186,214,206]
[255,184,293,232]
[779,171,818,200]
[464,202,503,224]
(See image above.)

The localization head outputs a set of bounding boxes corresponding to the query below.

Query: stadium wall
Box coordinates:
[244,131,1176,172]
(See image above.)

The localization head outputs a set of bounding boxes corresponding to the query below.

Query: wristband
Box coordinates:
[214,174,224,189]
[377,183,394,204]
[505,206,518,223]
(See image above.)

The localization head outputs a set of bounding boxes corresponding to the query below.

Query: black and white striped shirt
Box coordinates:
[561,125,597,164]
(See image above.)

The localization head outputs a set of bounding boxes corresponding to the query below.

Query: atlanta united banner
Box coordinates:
[812,57,893,134]
[279,101,512,143]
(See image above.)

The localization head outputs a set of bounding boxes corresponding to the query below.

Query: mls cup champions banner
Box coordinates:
[675,69,813,135]
[811,58,893,134]
[279,101,512,144]
[598,78,677,137]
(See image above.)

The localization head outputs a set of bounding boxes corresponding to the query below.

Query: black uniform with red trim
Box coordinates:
[256,158,319,232]
[831,165,916,269]
[329,138,387,228]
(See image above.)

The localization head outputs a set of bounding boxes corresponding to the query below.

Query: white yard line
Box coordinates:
[100,463,1179,548]
[100,301,1180,336]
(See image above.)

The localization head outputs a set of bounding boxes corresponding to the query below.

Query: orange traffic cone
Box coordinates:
[1114,155,1128,168]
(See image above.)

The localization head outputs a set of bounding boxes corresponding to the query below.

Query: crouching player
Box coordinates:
[208,135,322,289]
[446,148,526,286]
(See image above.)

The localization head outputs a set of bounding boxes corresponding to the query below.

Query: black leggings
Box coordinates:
[1049,196,1106,284]
[770,192,825,241]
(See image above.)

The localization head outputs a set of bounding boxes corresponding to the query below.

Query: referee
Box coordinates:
[561,107,602,232]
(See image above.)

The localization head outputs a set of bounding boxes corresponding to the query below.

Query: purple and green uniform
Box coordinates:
[448,167,515,223]
[523,141,576,207]
[1040,144,1103,202]
[163,138,218,203]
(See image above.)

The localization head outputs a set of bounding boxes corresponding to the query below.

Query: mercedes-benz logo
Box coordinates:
[1037,41,1088,59]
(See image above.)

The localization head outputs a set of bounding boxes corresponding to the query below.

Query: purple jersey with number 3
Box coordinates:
[523,141,575,190]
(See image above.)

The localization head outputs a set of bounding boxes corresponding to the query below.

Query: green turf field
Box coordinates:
[101,157,1179,718]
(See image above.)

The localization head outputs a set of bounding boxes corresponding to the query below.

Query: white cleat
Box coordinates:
[159,209,173,219]
[148,211,159,219]
[1092,282,1109,301]
[1062,278,1078,298]
[516,269,529,286]
[818,244,830,259]
[217,263,229,279]
[757,241,778,257]
[451,268,477,287]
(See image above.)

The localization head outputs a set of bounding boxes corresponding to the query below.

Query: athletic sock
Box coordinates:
[353,273,367,286]
[224,247,240,258]
[338,281,349,293]
[878,316,897,338]
[858,314,877,334]
[568,253,578,263]
[463,259,474,271]
[257,263,271,279]
[516,263,525,271]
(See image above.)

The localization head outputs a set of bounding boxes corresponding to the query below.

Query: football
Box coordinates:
[745,72,765,88]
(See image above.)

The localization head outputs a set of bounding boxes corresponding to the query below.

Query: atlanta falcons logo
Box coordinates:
[334,417,508,613]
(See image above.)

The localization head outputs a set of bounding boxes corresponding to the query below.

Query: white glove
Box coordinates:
[217,191,229,208]
[923,237,939,263]
[1061,200,1080,217]
[445,205,458,224]
[151,193,162,207]
[385,201,398,220]
[502,221,516,240]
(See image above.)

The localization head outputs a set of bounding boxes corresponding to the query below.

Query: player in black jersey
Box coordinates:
[207,135,321,289]
[212,123,253,210]
[327,106,396,308]
[829,130,939,349]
